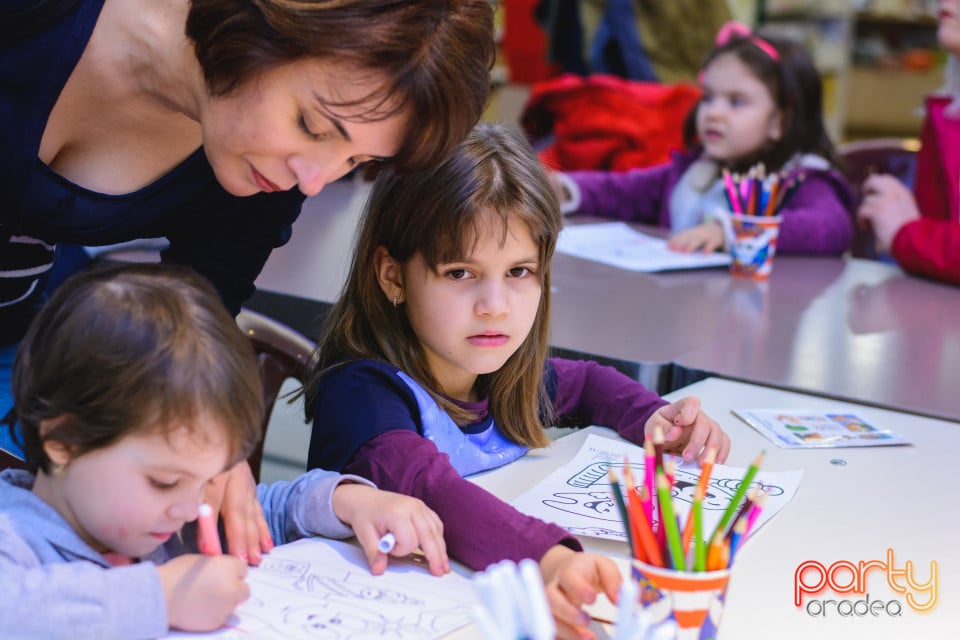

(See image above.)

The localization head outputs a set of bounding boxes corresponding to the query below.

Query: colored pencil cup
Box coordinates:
[725,213,783,280]
[631,560,731,640]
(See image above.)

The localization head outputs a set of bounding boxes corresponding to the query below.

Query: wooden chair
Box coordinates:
[838,137,920,259]
[236,309,319,481]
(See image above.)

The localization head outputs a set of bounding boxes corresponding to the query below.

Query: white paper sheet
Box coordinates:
[511,434,802,543]
[162,538,475,639]
[556,222,731,272]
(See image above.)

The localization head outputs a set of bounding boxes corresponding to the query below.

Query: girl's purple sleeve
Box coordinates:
[775,169,854,255]
[567,162,673,224]
[342,429,582,571]
[549,357,668,445]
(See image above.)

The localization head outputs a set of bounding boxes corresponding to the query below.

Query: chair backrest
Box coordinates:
[236,309,318,481]
[0,447,30,472]
[838,137,920,259]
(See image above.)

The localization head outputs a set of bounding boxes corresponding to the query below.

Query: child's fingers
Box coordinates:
[545,582,593,639]
[410,510,449,576]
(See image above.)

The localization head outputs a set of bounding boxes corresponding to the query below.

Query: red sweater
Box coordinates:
[892,96,960,284]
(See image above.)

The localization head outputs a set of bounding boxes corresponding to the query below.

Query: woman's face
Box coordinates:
[940,0,960,55]
[200,59,408,197]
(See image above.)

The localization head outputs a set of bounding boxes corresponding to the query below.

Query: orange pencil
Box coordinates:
[624,468,662,566]
[706,531,729,571]
[636,485,664,567]
[762,173,780,216]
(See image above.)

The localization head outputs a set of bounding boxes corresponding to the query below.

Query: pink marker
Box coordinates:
[197,503,223,555]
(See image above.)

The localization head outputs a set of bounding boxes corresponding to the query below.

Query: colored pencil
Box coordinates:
[692,483,707,572]
[706,531,730,571]
[762,173,780,216]
[608,467,636,557]
[728,517,748,565]
[721,167,742,213]
[624,470,662,566]
[656,472,685,570]
[725,486,758,541]
[743,490,768,538]
[711,450,764,541]
[643,439,656,527]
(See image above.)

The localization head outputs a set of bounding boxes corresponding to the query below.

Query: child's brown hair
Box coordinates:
[11,262,263,473]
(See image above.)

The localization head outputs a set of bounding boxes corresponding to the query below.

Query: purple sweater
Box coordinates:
[308,357,667,570]
[568,150,855,255]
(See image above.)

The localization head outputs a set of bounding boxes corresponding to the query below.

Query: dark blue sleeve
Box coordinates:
[306,360,422,472]
[161,188,305,315]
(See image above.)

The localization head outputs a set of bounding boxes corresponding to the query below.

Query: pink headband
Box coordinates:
[715,20,780,62]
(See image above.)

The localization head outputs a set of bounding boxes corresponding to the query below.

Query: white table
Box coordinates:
[469,377,958,639]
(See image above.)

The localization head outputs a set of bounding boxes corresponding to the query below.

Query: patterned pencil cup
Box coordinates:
[631,560,731,640]
[727,214,783,280]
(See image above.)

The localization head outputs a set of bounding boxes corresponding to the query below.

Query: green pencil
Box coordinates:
[693,484,706,572]
[656,472,685,571]
[711,450,765,541]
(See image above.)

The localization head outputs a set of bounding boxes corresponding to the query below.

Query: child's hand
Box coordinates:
[539,545,621,640]
[646,396,731,464]
[332,483,449,576]
[667,222,725,254]
[205,462,274,566]
[159,554,249,632]
[856,174,920,251]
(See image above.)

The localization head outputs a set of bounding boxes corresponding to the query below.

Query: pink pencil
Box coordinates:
[643,439,656,527]
[743,491,767,538]
[197,503,223,555]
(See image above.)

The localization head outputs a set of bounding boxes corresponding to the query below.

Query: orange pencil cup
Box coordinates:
[631,560,731,640]
[726,214,783,280]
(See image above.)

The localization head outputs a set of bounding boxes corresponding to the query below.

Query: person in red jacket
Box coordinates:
[857,1,960,285]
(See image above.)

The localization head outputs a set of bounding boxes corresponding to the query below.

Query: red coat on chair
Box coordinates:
[521,74,701,172]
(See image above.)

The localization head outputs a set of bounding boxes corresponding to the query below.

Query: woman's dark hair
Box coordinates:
[186,0,495,173]
[12,263,263,474]
[684,33,839,170]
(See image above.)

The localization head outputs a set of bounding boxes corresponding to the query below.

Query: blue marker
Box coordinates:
[377,532,396,553]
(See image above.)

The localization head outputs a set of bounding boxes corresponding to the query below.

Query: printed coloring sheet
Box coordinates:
[556,222,732,272]
[511,434,802,543]
[163,538,475,640]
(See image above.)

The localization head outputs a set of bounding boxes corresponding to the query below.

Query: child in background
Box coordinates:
[303,123,731,639]
[0,263,447,639]
[554,21,854,256]
[857,1,960,285]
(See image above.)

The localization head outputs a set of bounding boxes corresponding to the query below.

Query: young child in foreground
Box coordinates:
[303,123,732,639]
[553,21,854,256]
[0,262,447,639]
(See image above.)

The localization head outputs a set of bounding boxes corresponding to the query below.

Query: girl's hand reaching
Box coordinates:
[539,545,622,640]
[332,483,450,576]
[646,397,731,464]
[667,221,725,254]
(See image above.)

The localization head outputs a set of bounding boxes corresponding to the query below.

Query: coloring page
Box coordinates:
[163,538,474,639]
[511,434,802,543]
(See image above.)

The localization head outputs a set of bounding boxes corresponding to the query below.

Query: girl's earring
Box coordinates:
[51,462,67,476]
[393,293,400,308]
